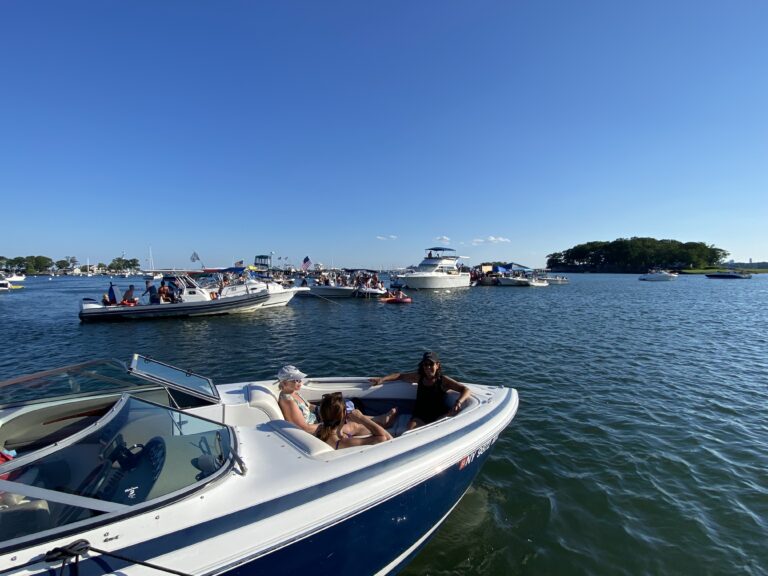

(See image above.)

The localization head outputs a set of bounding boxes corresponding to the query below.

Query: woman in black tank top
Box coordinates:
[370,351,471,431]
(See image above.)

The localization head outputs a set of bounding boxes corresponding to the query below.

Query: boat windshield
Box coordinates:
[129,354,218,402]
[0,396,233,545]
[0,360,148,409]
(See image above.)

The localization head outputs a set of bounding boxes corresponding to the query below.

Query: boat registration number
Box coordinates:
[458,435,498,470]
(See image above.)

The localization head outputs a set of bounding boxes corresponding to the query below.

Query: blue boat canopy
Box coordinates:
[425,247,455,252]
[507,262,532,271]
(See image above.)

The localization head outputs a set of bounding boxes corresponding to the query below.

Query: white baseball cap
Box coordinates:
[277,365,307,381]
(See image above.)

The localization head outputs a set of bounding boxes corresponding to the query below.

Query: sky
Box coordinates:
[1,1,766,270]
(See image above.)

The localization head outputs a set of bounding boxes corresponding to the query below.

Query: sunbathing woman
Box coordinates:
[316,393,392,449]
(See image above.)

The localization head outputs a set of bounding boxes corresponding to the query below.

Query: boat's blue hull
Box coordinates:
[223,449,493,576]
[40,448,495,576]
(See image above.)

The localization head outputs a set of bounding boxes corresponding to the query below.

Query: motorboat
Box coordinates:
[302,271,383,299]
[497,274,532,287]
[639,269,678,281]
[705,270,752,279]
[354,285,388,298]
[306,284,358,298]
[397,248,471,290]
[0,275,11,291]
[6,272,25,282]
[79,272,307,322]
[526,277,549,287]
[538,274,569,285]
[0,353,519,575]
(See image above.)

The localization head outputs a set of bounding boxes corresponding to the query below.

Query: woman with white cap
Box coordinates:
[277,365,398,435]
[277,365,319,433]
[369,351,471,431]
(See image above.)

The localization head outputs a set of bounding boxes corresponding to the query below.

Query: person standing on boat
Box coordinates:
[370,351,470,430]
[142,279,160,304]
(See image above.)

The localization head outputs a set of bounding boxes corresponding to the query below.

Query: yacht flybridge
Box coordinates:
[0,354,518,575]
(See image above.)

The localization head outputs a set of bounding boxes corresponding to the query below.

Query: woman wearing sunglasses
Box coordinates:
[370,351,471,430]
[316,392,392,449]
[277,365,398,435]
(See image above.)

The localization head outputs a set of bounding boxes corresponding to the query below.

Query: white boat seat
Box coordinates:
[247,385,284,421]
[268,420,333,457]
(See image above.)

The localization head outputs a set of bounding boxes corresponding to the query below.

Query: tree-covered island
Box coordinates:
[546,237,729,273]
[0,255,141,275]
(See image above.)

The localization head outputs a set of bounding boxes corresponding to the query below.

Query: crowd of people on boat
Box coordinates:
[307,271,386,291]
[276,351,470,450]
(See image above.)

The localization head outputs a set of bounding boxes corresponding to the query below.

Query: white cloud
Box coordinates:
[376,236,387,240]
[435,236,450,244]
[376,234,399,241]
[389,235,398,240]
[472,235,511,246]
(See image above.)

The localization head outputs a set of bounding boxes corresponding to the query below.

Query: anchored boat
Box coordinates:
[0,354,518,575]
[79,272,306,322]
[397,248,471,290]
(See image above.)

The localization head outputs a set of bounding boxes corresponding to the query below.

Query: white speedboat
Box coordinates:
[539,274,569,285]
[354,285,388,298]
[0,354,519,575]
[307,284,358,298]
[639,269,678,281]
[497,275,531,287]
[527,277,549,287]
[397,248,470,290]
[6,273,25,282]
[79,273,307,322]
[0,275,11,291]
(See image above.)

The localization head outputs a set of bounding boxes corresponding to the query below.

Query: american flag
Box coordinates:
[234,260,244,267]
[301,256,312,271]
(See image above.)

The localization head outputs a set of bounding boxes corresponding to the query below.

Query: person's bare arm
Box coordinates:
[443,375,471,414]
[369,370,419,386]
[341,409,392,446]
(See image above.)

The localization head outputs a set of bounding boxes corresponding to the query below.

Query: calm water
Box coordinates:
[2,275,767,575]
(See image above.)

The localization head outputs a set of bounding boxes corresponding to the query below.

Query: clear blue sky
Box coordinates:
[2,1,766,270]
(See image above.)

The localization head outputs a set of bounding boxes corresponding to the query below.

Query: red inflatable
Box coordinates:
[381,297,412,304]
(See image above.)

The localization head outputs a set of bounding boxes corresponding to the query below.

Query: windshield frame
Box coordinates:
[0,359,161,410]
[129,354,220,403]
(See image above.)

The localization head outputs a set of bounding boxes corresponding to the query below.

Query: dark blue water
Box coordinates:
[2,275,767,575]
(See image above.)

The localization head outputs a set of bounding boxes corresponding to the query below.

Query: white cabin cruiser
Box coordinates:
[79,272,306,322]
[0,354,519,575]
[6,273,25,282]
[397,248,470,290]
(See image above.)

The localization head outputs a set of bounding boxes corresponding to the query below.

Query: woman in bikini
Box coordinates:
[316,393,391,449]
[276,365,398,435]
[369,351,471,430]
